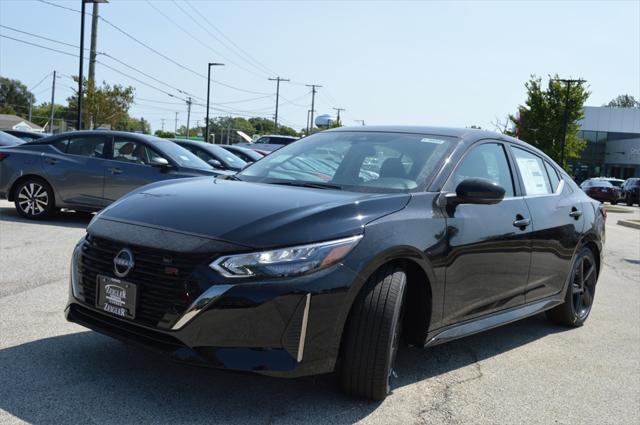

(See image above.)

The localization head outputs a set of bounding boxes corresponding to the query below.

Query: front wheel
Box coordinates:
[14,178,55,219]
[546,247,597,327]
[340,265,406,400]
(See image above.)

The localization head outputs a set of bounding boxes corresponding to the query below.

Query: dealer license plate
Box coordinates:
[96,275,138,319]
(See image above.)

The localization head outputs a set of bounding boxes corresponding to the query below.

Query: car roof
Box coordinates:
[31,130,169,144]
[257,134,298,139]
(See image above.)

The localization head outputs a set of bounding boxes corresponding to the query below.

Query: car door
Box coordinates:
[102,137,174,203]
[41,134,108,208]
[442,141,531,325]
[509,146,584,302]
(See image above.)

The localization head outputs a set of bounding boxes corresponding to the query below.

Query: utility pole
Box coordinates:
[28,94,33,122]
[554,78,586,167]
[226,116,231,145]
[269,76,289,131]
[49,70,56,133]
[161,118,165,131]
[205,62,224,144]
[88,2,99,84]
[174,112,178,135]
[186,97,192,138]
[306,84,322,133]
[332,107,345,126]
[354,120,365,126]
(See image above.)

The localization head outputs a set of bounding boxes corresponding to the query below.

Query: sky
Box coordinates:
[0,0,639,133]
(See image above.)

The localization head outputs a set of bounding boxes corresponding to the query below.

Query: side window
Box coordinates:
[190,147,211,162]
[448,143,515,197]
[511,147,552,196]
[66,136,106,158]
[112,139,163,165]
[51,139,69,152]
[544,161,561,193]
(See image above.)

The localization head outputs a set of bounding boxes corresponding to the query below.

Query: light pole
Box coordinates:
[205,62,224,143]
[553,78,586,167]
[77,0,108,130]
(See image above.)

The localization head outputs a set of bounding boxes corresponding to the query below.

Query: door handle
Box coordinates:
[513,215,531,229]
[107,167,123,175]
[45,157,59,165]
[569,208,582,219]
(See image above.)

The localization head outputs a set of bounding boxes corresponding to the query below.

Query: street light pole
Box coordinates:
[205,62,224,144]
[554,78,586,167]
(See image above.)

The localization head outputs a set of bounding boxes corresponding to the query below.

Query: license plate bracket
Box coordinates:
[96,275,138,319]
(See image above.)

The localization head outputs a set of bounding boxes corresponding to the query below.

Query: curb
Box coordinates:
[617,220,640,230]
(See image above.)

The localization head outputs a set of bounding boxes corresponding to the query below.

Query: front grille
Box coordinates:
[79,236,212,328]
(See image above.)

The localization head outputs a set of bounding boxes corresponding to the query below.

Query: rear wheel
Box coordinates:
[546,247,597,327]
[340,265,406,400]
[14,178,55,220]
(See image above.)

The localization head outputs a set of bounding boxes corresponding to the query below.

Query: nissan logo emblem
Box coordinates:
[113,248,135,278]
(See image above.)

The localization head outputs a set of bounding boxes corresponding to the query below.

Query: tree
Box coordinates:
[605,94,639,108]
[154,130,175,138]
[0,76,34,116]
[67,77,135,129]
[115,115,150,133]
[510,74,590,169]
[29,102,71,129]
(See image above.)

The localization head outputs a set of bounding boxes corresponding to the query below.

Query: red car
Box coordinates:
[580,178,622,204]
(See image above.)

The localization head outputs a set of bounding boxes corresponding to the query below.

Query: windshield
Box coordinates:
[238,131,456,192]
[0,131,25,146]
[146,136,212,170]
[208,144,247,168]
[606,179,623,187]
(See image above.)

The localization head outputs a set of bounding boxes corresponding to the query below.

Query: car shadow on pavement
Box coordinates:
[0,206,93,229]
[0,313,568,424]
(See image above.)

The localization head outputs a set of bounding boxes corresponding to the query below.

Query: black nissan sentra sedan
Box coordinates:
[66,126,605,400]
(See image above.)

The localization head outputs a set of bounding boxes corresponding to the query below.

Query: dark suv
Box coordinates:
[66,127,604,400]
[622,178,640,206]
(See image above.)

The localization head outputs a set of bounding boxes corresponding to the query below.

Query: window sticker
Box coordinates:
[516,157,548,195]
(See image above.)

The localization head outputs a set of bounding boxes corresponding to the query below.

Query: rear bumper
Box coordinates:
[66,262,358,378]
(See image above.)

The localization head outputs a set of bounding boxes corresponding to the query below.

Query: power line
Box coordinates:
[167,0,268,79]
[36,0,271,96]
[0,25,204,102]
[184,0,277,77]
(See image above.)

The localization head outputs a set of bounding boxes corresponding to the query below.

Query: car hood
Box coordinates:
[92,177,410,249]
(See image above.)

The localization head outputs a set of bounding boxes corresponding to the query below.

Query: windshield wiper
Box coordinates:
[269,181,343,190]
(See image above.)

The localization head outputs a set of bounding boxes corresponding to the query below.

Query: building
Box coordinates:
[0,114,45,132]
[571,106,640,181]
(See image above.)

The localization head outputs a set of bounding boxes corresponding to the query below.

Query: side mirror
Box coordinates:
[453,178,505,205]
[207,159,223,169]
[149,157,171,168]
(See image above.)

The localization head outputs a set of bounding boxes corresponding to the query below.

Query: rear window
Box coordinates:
[254,136,296,145]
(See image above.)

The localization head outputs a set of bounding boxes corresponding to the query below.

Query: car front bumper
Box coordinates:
[65,253,359,378]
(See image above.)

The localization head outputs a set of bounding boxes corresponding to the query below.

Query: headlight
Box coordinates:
[211,235,362,278]
[70,238,85,300]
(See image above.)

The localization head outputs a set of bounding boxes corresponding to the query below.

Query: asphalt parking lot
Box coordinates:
[1,199,639,425]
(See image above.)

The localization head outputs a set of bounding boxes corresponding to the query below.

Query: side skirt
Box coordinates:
[423,296,563,348]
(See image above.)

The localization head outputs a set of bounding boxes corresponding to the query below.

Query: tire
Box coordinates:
[340,265,407,400]
[546,247,597,327]
[611,200,618,205]
[13,178,55,220]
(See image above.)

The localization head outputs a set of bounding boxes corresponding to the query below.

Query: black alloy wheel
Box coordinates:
[547,247,597,327]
